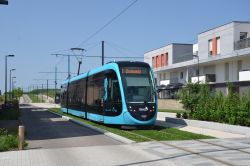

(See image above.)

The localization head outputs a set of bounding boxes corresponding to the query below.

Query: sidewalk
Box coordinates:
[157,112,246,139]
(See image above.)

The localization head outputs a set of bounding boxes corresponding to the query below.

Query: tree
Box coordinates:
[12,87,23,99]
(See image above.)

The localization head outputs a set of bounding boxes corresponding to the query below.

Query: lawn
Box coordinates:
[158,109,189,113]
[27,93,43,103]
[49,108,213,142]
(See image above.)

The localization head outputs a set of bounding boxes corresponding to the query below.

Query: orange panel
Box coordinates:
[154,56,157,68]
[159,54,162,67]
[212,38,217,56]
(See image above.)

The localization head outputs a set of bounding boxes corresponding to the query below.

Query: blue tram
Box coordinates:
[60,61,157,125]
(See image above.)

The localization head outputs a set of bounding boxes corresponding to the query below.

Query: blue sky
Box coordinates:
[0,0,250,92]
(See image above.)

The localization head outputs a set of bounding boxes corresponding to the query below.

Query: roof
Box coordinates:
[199,21,250,35]
[144,43,193,54]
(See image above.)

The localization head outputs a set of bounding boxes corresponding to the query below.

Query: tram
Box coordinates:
[60,61,157,125]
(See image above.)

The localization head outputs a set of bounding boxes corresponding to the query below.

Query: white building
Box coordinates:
[144,21,250,98]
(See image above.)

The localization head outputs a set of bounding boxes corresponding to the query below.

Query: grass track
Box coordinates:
[49,108,213,142]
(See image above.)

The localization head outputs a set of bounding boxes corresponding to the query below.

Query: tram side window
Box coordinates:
[111,80,121,102]
[87,73,105,114]
[61,84,67,107]
[68,79,85,111]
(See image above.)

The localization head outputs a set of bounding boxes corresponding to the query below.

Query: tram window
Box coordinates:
[106,71,121,103]
[87,73,105,113]
[111,80,121,102]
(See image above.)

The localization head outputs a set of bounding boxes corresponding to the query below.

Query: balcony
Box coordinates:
[235,38,250,50]
[191,74,216,83]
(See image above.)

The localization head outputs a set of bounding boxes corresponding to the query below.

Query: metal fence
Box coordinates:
[235,38,250,50]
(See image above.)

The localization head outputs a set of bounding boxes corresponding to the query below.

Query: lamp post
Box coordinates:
[193,54,199,84]
[12,77,16,99]
[5,54,14,107]
[9,69,15,100]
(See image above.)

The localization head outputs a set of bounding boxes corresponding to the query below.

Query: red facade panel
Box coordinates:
[154,56,157,68]
[158,54,162,67]
[212,37,217,56]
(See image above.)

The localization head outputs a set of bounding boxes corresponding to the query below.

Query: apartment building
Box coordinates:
[144,21,250,98]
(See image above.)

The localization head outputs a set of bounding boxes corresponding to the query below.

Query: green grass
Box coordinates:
[158,109,189,113]
[0,108,19,120]
[0,95,4,105]
[27,93,43,103]
[49,108,213,142]
[29,89,58,99]
[0,128,28,152]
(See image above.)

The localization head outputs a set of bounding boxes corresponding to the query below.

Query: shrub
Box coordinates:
[182,112,188,119]
[0,135,18,152]
[176,112,181,118]
[178,83,250,127]
[0,128,8,135]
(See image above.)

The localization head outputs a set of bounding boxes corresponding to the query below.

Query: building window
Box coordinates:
[225,63,229,81]
[161,54,164,66]
[216,37,220,55]
[240,32,248,40]
[180,72,183,79]
[208,39,213,55]
[152,57,154,68]
[156,56,158,68]
[208,37,220,56]
[166,53,168,65]
[196,69,199,76]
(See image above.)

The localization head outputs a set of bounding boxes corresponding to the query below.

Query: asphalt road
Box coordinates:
[19,103,122,149]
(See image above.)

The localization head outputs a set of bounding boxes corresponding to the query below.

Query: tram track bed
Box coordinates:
[48,108,213,142]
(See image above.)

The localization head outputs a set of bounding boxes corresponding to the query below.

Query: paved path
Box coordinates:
[157,112,246,139]
[20,94,32,104]
[19,104,122,149]
[1,138,250,166]
[1,96,250,165]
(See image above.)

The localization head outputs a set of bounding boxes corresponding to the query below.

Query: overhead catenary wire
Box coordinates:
[105,41,144,59]
[77,0,138,47]
[106,41,142,55]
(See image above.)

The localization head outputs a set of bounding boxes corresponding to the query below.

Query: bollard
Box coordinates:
[18,125,25,150]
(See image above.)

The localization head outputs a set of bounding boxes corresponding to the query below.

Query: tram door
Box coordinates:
[103,71,122,121]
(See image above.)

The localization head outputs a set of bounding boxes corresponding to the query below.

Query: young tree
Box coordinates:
[12,87,23,99]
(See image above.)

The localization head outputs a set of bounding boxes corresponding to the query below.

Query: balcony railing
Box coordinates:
[235,37,250,50]
[191,74,216,83]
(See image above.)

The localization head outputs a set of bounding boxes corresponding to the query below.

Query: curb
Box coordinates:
[48,110,135,144]
[165,117,250,137]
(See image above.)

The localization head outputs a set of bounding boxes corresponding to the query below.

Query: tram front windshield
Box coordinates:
[120,66,155,103]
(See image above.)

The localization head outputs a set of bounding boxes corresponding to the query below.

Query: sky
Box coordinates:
[0,0,250,92]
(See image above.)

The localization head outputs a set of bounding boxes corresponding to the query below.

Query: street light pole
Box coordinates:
[47,80,48,99]
[55,66,57,100]
[9,69,15,100]
[12,77,16,99]
[5,54,14,106]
